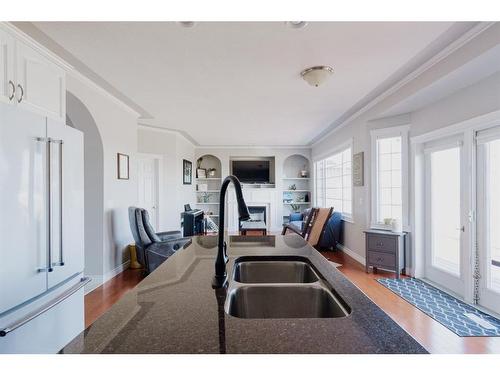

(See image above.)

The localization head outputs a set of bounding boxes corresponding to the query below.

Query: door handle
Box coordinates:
[0,277,90,337]
[37,137,53,273]
[8,80,15,101]
[16,84,24,103]
[52,139,65,267]
[456,226,465,232]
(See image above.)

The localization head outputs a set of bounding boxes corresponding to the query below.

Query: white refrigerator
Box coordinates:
[0,102,86,353]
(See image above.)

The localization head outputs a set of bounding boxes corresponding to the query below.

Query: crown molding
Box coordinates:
[310,22,496,148]
[3,22,142,118]
[1,22,73,71]
[69,69,141,117]
[195,144,312,150]
[138,124,312,150]
[137,123,198,147]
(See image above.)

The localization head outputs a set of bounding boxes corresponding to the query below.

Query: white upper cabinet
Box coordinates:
[0,23,67,121]
[16,41,66,121]
[0,27,15,104]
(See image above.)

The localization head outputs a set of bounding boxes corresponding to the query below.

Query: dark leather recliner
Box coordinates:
[128,207,192,274]
[140,209,183,242]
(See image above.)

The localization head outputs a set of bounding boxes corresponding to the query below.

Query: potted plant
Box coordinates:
[207,168,217,178]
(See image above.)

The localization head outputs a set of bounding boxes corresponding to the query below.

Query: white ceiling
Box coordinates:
[28,22,465,146]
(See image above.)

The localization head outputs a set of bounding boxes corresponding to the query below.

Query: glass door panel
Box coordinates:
[487,139,500,294]
[430,147,461,276]
[424,138,466,298]
[477,133,500,313]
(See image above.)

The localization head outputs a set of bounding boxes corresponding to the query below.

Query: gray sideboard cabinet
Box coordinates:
[364,229,407,279]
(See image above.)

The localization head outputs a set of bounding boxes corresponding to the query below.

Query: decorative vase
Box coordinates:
[391,219,402,232]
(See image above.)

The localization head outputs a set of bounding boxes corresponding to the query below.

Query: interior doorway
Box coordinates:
[137,154,161,229]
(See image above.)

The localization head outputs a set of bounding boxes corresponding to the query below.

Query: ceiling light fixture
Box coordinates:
[300,66,334,87]
[178,21,196,28]
[286,21,308,29]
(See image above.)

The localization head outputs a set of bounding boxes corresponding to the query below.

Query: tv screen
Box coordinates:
[232,160,270,183]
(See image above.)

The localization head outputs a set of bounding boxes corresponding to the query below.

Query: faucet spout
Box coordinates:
[212,175,250,288]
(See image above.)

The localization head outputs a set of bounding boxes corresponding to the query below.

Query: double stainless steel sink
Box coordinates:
[225,256,350,319]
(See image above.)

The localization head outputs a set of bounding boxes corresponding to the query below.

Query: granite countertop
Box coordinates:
[63,234,427,354]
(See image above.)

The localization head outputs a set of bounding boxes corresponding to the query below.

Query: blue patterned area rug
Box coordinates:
[378,278,500,337]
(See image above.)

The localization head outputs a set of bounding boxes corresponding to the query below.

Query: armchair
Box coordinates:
[282,207,333,248]
[282,208,316,237]
[140,209,183,242]
[128,207,192,274]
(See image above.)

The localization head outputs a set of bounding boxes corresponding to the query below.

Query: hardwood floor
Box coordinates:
[323,250,500,354]
[84,248,500,353]
[84,268,144,328]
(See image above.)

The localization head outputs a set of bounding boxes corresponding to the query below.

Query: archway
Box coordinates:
[66,91,105,279]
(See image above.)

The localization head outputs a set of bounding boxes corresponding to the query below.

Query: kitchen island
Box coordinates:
[63,235,427,354]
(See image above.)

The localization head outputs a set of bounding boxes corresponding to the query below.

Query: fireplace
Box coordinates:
[239,205,266,227]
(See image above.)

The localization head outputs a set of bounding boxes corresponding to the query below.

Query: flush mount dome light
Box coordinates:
[300,66,334,87]
[178,21,196,28]
[285,21,308,29]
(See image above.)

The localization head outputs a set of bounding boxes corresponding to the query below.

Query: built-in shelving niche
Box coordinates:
[195,154,222,226]
[282,154,311,224]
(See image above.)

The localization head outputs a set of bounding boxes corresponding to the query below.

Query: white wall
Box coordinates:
[195,147,312,232]
[312,54,500,261]
[67,74,139,286]
[137,127,196,231]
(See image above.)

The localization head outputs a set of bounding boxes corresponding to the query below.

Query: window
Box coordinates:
[371,126,409,229]
[314,144,352,219]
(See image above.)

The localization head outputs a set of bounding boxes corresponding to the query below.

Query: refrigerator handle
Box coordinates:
[36,137,53,273]
[52,139,64,267]
[0,277,90,337]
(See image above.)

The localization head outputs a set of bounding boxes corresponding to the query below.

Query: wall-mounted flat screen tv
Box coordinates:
[231,160,270,183]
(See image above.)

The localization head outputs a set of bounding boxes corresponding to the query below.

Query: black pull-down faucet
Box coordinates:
[212,175,250,288]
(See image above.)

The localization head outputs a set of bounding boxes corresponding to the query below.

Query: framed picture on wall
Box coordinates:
[183,159,192,185]
[353,152,364,186]
[117,153,129,180]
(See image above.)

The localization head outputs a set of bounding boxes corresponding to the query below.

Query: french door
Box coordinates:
[424,136,469,298]
[477,126,500,313]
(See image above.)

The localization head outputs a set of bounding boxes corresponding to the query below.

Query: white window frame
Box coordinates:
[370,125,410,230]
[313,139,353,222]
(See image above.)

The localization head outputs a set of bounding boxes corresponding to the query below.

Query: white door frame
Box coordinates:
[137,153,163,229]
[423,136,468,298]
[411,110,500,306]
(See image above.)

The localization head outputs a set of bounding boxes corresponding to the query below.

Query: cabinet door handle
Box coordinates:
[17,84,24,103]
[8,80,15,101]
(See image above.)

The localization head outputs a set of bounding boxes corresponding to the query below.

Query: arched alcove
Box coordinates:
[283,154,310,178]
[196,154,222,178]
[66,91,105,277]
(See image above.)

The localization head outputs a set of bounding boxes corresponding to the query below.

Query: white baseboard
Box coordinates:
[84,276,103,294]
[337,243,366,266]
[84,260,131,295]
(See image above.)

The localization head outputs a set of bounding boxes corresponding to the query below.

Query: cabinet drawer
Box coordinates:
[367,235,397,253]
[368,251,395,269]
